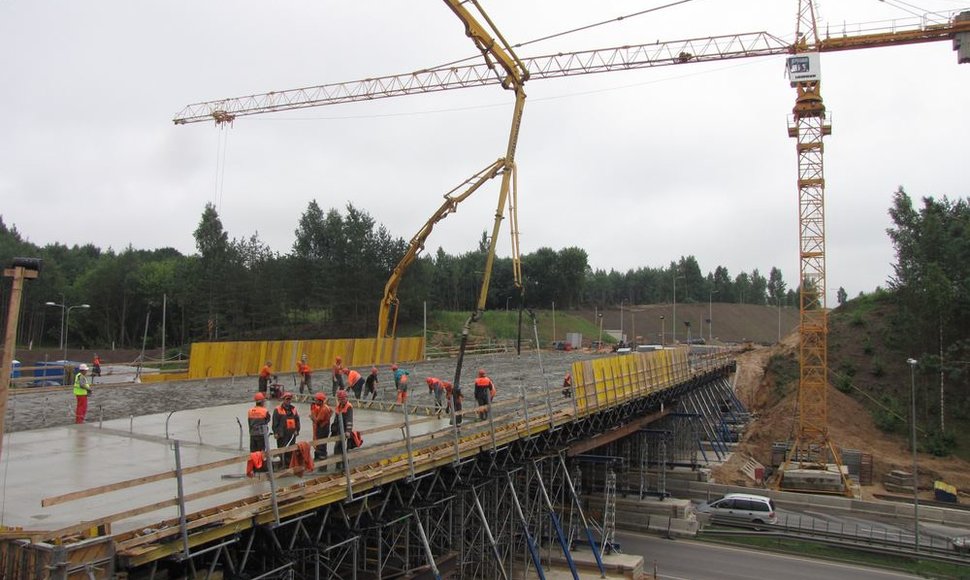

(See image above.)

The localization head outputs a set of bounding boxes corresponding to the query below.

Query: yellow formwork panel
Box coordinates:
[568,349,692,419]
[186,337,425,380]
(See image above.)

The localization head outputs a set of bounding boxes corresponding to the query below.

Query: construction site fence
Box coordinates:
[186,337,425,379]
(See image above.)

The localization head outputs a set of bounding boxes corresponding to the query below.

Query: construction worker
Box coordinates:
[332,356,345,396]
[364,367,379,400]
[92,353,102,379]
[444,380,463,425]
[473,369,496,420]
[272,392,300,467]
[258,360,273,394]
[298,354,312,394]
[345,367,364,400]
[309,392,333,462]
[562,372,573,398]
[396,373,410,405]
[73,363,92,424]
[247,392,271,454]
[332,389,356,469]
[426,377,448,411]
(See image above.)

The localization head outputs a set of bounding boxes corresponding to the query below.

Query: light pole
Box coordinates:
[708,289,718,343]
[659,315,665,347]
[47,301,89,362]
[619,299,626,343]
[907,357,920,552]
[44,299,66,354]
[597,312,603,348]
[551,301,556,344]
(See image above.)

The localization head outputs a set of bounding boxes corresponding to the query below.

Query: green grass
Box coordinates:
[699,533,970,578]
[419,309,614,345]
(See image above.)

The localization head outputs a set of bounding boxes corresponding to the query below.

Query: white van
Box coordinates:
[697,493,777,527]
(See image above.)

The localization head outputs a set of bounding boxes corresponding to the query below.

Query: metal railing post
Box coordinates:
[172,440,191,560]
[403,393,416,481]
[262,428,281,525]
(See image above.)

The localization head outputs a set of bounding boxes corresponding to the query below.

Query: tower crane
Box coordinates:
[175,3,969,486]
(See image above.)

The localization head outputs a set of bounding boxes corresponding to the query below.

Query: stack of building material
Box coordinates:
[883,469,915,494]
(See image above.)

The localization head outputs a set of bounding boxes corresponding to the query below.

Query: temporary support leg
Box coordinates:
[412,509,441,580]
[506,471,545,580]
[531,462,579,580]
[262,430,281,525]
[471,486,510,580]
[601,468,618,555]
[558,454,606,578]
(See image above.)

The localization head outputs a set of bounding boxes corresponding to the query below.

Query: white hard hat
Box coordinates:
[78,363,90,371]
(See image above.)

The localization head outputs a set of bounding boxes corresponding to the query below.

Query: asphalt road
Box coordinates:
[616,531,922,580]
[4,349,598,432]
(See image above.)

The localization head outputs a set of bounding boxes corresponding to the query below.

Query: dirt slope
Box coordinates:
[723,337,970,498]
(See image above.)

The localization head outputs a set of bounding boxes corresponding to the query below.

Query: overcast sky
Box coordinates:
[2,1,968,305]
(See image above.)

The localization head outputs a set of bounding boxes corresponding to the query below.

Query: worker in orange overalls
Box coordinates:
[92,354,102,379]
[396,373,410,405]
[258,360,273,395]
[298,354,312,394]
[272,392,300,467]
[309,392,333,462]
[562,372,573,398]
[473,368,496,420]
[345,367,364,400]
[248,392,271,453]
[332,356,345,396]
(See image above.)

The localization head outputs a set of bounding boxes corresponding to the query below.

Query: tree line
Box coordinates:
[0,201,795,352]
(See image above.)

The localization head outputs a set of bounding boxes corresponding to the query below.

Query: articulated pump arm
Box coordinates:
[376,159,506,343]
[439,0,530,389]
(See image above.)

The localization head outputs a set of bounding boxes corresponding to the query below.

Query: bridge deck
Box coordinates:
[0,347,733,569]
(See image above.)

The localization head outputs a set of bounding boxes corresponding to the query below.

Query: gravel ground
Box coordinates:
[5,349,601,433]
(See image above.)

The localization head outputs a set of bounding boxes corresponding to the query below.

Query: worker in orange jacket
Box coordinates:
[345,368,364,399]
[396,373,410,405]
[332,389,356,469]
[444,380,463,425]
[258,360,273,394]
[426,377,449,411]
[272,392,300,467]
[309,392,333,461]
[332,356,346,396]
[247,393,271,475]
[298,354,312,394]
[473,369,496,420]
[562,372,573,398]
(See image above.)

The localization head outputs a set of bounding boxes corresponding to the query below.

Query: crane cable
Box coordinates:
[213,126,231,211]
[430,0,697,71]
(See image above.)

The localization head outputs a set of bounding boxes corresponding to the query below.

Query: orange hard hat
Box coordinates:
[336,356,342,362]
[391,364,399,370]
[342,368,350,374]
[254,392,265,402]
[478,369,486,377]
[337,389,349,402]
[282,392,293,400]
[315,392,325,401]
[370,366,378,374]
[426,377,434,385]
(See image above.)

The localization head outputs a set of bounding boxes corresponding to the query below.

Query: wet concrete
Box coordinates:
[5,350,599,433]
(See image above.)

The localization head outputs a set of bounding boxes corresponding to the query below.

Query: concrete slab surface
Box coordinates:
[0,400,450,536]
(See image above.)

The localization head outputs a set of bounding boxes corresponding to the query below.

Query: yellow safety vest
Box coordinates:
[73,372,90,396]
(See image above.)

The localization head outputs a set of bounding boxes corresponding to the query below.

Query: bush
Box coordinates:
[863,336,874,356]
[924,430,956,457]
[870,357,886,378]
[835,374,853,393]
[873,396,904,433]
[849,311,866,328]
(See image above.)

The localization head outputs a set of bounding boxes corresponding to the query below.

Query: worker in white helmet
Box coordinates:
[73,363,93,424]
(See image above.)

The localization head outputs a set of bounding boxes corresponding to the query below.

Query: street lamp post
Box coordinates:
[597,313,603,348]
[47,300,89,361]
[63,304,90,362]
[708,289,718,343]
[659,316,665,347]
[907,357,920,552]
[44,299,66,353]
[619,299,626,343]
